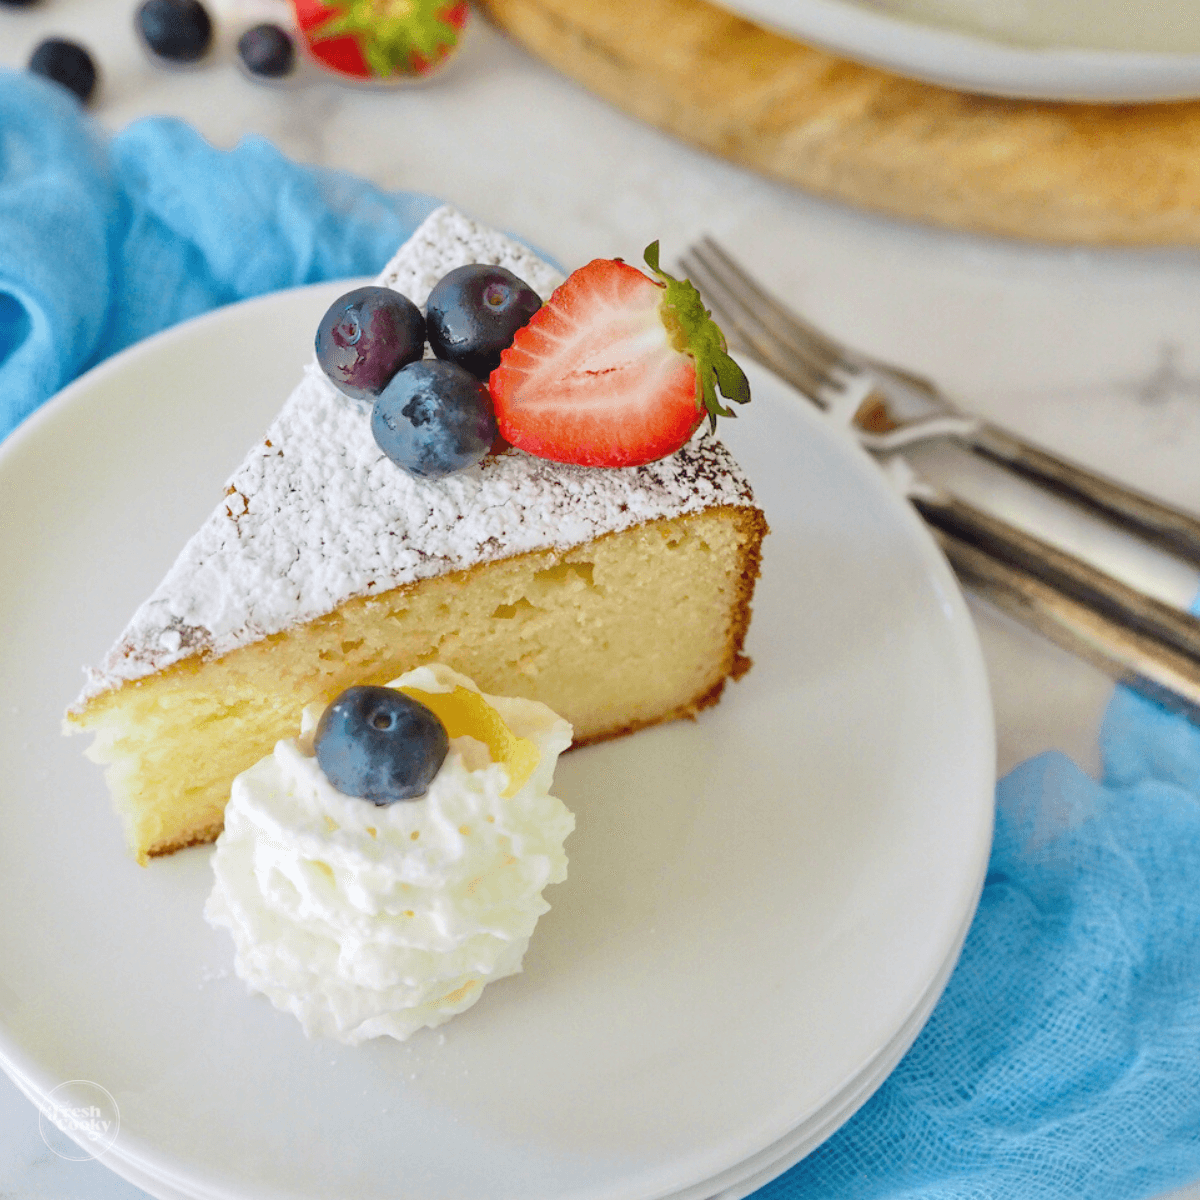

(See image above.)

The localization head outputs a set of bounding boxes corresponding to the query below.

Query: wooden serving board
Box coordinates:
[478,0,1200,245]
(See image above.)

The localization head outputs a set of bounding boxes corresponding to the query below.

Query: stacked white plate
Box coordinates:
[0,283,994,1200]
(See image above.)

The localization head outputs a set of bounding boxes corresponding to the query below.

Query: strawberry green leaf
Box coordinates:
[714,352,751,407]
[310,0,460,77]
[644,241,751,433]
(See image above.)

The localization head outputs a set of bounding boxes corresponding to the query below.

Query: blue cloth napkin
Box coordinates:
[3,68,1199,1200]
[768,716,1200,1199]
[0,70,439,438]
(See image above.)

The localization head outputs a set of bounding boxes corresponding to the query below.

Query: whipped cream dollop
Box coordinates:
[204,664,574,1044]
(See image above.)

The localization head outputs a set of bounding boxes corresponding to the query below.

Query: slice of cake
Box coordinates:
[66,207,767,864]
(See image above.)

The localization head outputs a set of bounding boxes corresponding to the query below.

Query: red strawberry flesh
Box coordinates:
[490,259,705,468]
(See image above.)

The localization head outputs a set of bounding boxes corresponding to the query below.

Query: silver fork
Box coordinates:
[682,236,1200,567]
[679,236,1200,719]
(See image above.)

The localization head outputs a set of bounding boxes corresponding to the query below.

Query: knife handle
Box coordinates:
[934,528,1200,722]
[962,421,1200,569]
[912,489,1200,664]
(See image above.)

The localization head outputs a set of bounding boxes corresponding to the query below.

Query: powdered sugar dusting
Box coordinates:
[76,207,757,702]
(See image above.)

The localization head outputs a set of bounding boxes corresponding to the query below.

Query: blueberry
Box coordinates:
[316,286,425,402]
[136,0,213,63]
[371,360,496,479]
[28,38,97,104]
[237,23,295,79]
[426,265,542,380]
[315,686,449,804]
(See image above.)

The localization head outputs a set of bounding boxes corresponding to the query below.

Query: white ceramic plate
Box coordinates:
[0,282,994,1200]
[717,0,1200,101]
[4,879,977,1200]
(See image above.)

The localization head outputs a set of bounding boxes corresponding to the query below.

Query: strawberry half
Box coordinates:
[489,244,750,468]
[291,0,468,80]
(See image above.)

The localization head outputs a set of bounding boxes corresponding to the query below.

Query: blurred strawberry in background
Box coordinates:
[290,0,469,79]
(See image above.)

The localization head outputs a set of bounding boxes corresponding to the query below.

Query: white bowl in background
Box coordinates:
[718,0,1200,101]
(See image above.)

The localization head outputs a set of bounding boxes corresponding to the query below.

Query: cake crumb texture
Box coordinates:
[78,506,765,863]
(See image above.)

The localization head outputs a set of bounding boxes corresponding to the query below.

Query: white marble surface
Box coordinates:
[2,1,1200,1197]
